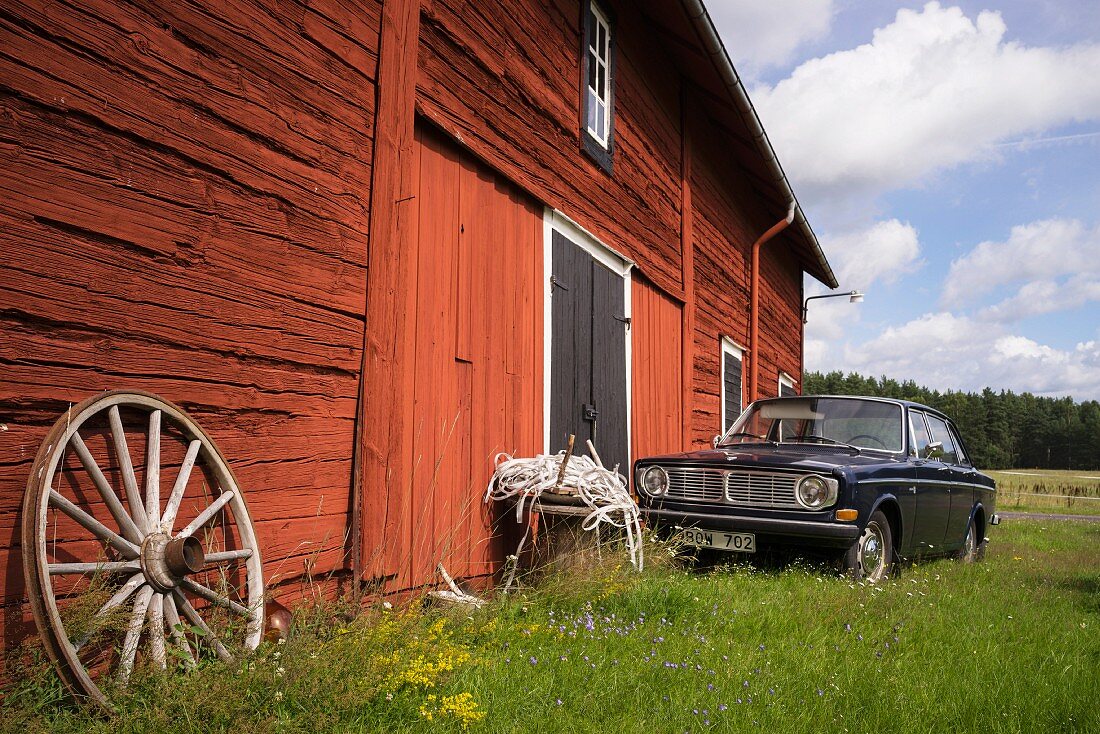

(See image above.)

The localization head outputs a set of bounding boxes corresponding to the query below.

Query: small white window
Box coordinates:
[585,3,612,148]
[779,372,796,397]
[721,338,744,432]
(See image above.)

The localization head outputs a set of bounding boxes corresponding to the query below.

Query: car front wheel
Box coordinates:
[954,516,982,563]
[843,510,893,583]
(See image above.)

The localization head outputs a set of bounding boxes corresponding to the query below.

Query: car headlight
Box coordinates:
[795,474,838,509]
[639,466,669,496]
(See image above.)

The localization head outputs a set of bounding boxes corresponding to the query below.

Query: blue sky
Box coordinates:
[710,0,1100,400]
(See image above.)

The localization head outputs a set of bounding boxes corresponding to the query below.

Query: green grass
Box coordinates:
[989,469,1100,515]
[3,518,1098,733]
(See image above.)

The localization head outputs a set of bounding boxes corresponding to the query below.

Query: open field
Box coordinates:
[988,469,1100,516]
[3,516,1098,733]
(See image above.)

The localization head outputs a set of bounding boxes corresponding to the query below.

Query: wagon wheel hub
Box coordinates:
[140,533,206,592]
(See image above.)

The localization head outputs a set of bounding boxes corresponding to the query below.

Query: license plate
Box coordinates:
[680,528,755,553]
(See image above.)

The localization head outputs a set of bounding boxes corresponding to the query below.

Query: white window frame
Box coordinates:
[779,372,796,397]
[585,2,612,148]
[721,337,745,432]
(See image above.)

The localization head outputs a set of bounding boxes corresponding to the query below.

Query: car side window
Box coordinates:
[909,411,932,458]
[926,415,959,464]
[948,424,970,466]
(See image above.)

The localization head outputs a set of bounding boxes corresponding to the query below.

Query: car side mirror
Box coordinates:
[712,434,722,449]
[925,441,944,459]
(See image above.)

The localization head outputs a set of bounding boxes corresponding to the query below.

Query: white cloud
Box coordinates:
[752,2,1100,199]
[978,275,1100,322]
[826,219,922,289]
[708,0,835,76]
[811,313,1100,400]
[942,218,1100,307]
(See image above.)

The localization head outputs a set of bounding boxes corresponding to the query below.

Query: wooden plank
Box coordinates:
[358,0,421,581]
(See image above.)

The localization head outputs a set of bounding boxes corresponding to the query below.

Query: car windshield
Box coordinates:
[720,397,904,452]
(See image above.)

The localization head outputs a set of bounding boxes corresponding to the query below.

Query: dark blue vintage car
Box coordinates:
[634,395,998,581]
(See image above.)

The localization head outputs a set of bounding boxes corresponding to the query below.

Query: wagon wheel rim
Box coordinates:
[21,391,264,709]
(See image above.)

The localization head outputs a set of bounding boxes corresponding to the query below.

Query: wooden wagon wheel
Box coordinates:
[21,391,264,709]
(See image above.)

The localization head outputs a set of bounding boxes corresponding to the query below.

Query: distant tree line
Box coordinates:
[803,371,1100,470]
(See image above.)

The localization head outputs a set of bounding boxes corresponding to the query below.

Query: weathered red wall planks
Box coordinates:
[0,0,382,666]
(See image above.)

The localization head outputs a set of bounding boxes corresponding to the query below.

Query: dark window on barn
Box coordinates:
[581,1,614,172]
[779,373,797,397]
[721,339,744,431]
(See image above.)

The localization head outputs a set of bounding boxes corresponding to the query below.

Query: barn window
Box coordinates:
[779,372,796,397]
[582,1,614,171]
[721,338,744,432]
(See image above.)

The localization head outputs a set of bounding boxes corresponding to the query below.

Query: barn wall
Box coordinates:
[416,0,684,297]
[688,112,805,447]
[0,0,381,664]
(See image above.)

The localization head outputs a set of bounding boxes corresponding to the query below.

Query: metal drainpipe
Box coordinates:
[750,202,796,403]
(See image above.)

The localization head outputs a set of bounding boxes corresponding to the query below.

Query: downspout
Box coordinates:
[749,201,796,403]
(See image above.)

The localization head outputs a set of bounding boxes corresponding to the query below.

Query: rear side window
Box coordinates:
[926,415,959,464]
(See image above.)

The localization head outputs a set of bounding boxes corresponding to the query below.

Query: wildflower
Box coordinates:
[816,689,824,697]
[277,638,285,646]
[718,704,728,711]
[707,683,715,691]
[274,690,284,701]
[275,666,285,677]
[529,656,538,665]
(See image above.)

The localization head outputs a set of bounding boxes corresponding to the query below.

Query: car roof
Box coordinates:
[760,394,953,422]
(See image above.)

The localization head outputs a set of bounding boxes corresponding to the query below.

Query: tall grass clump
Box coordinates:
[3,518,1098,733]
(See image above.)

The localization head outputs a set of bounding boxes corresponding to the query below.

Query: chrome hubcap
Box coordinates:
[860,523,885,580]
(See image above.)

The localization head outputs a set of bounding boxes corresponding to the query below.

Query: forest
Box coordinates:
[802,371,1100,470]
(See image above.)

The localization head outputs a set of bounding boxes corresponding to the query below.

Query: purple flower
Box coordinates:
[816,689,824,697]
[529,656,538,665]
[555,698,563,706]
[857,634,863,641]
[743,680,749,688]
[707,683,715,691]
[718,704,728,711]
[844,623,852,632]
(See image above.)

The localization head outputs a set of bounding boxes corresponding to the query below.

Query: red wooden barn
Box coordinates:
[0,0,837,668]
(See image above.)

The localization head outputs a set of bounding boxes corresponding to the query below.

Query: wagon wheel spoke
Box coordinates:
[148,593,167,670]
[179,578,252,617]
[49,490,140,559]
[162,593,196,670]
[49,560,142,575]
[118,585,154,686]
[108,405,147,533]
[173,590,233,662]
[144,410,162,529]
[177,490,236,539]
[203,549,253,564]
[161,439,201,531]
[69,432,145,544]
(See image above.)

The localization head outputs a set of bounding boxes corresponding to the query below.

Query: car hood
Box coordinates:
[635,446,904,473]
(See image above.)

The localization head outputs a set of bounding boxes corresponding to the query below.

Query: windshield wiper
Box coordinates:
[785,435,862,454]
[718,431,776,447]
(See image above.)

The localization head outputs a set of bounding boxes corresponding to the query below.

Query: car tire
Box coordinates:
[843,510,893,583]
[954,516,982,563]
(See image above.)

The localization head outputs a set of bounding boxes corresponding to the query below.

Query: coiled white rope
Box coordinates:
[484,447,644,571]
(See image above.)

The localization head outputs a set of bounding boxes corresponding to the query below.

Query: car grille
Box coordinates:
[665,467,803,509]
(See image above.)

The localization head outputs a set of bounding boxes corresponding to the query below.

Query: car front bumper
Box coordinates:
[642,507,860,547]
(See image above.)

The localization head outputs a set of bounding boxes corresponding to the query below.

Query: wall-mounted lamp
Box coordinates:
[802,290,864,324]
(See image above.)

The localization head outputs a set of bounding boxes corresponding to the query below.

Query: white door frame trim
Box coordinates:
[542,209,633,464]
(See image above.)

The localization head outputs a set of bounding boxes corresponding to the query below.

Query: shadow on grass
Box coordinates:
[1059,573,1100,614]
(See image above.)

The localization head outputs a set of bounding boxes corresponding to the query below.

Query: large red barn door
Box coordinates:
[631,278,683,460]
[381,126,543,589]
